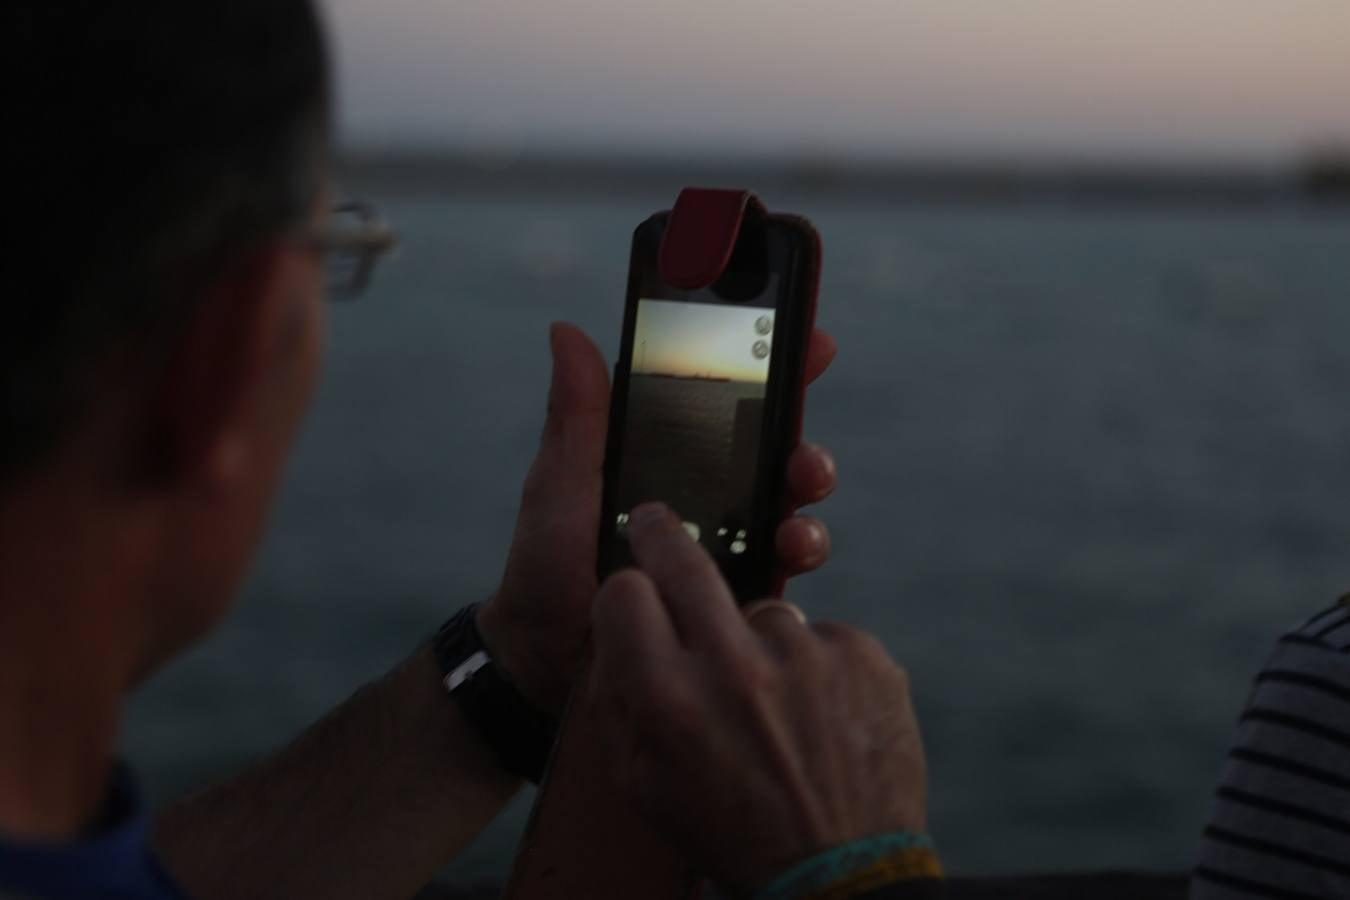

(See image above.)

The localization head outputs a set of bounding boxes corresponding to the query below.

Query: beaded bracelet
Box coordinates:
[755,832,943,900]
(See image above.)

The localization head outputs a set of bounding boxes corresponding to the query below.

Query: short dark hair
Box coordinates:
[7,2,331,482]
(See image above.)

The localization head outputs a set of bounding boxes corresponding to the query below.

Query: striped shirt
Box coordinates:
[1192,598,1350,900]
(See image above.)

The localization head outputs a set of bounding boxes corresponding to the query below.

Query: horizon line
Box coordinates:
[334,150,1350,207]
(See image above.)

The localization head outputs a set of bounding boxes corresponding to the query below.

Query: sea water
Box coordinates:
[126,189,1350,881]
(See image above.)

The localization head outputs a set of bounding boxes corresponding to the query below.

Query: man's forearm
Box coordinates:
[154,644,522,900]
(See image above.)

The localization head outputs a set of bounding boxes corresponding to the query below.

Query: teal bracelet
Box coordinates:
[754,832,936,900]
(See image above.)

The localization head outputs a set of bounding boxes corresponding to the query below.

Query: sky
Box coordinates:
[322,0,1350,163]
[632,300,773,383]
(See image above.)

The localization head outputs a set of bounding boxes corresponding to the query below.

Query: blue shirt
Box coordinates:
[0,767,186,900]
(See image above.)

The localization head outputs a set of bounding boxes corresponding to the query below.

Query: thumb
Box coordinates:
[535,322,611,485]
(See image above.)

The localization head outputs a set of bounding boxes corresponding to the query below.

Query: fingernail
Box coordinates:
[744,600,809,626]
[629,502,668,527]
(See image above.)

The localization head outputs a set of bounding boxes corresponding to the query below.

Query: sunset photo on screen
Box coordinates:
[615,298,777,555]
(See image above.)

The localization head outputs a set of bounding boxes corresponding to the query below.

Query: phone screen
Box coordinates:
[599,215,812,600]
[613,286,779,560]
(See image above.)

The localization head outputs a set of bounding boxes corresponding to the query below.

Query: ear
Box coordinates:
[149,243,300,492]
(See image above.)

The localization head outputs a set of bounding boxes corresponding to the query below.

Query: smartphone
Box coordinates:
[598,207,820,603]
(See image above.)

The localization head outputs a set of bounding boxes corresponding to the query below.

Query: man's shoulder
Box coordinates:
[1191,597,1350,900]
[1282,597,1350,654]
[1244,597,1350,741]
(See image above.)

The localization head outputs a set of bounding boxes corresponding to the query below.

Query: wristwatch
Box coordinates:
[432,604,559,783]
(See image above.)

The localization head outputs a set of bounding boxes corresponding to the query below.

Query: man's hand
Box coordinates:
[591,502,927,898]
[152,326,840,900]
[478,322,840,714]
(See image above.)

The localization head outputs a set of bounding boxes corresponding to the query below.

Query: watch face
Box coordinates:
[445,650,491,692]
[432,606,557,783]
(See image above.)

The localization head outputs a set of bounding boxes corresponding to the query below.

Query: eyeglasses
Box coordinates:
[307,201,398,299]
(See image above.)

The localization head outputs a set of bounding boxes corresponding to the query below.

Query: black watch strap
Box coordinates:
[432,605,559,783]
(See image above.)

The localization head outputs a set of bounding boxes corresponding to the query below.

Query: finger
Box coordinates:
[743,599,808,627]
[589,575,660,795]
[743,599,815,659]
[809,620,890,664]
[803,329,838,386]
[626,503,746,652]
[809,620,858,644]
[533,322,611,486]
[785,442,837,508]
[774,515,830,575]
[592,568,680,687]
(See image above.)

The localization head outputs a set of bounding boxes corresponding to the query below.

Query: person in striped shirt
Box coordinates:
[1193,597,1350,899]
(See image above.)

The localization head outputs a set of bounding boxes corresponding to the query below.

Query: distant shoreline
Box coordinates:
[338,151,1350,209]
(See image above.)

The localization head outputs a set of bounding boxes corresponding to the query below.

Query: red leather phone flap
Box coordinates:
[659,188,768,289]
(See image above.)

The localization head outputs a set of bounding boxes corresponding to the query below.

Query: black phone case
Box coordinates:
[596,194,821,603]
